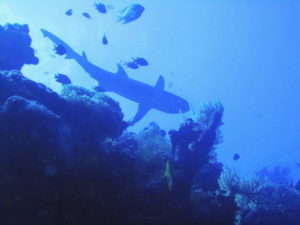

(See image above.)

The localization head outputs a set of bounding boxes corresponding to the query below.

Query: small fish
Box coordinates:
[55,73,71,85]
[82,12,92,19]
[102,33,108,45]
[133,57,149,66]
[53,44,66,56]
[65,9,73,16]
[233,153,240,161]
[94,2,107,14]
[164,160,173,191]
[117,4,145,24]
[123,61,139,69]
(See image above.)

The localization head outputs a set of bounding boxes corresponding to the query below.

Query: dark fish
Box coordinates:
[53,44,66,56]
[124,61,139,69]
[94,2,107,14]
[65,9,73,16]
[102,33,108,45]
[133,57,148,66]
[82,12,92,19]
[118,4,145,24]
[233,153,240,161]
[55,73,71,85]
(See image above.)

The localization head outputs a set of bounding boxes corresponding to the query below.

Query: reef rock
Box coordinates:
[0,23,39,70]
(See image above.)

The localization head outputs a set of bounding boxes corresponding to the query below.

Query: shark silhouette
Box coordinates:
[41,29,190,124]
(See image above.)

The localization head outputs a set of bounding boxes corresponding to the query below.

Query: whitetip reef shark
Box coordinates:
[41,29,190,124]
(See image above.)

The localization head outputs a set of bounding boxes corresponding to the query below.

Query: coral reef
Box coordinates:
[219,168,300,225]
[0,24,39,70]
[0,68,233,225]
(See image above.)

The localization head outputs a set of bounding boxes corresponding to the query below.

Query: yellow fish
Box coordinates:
[164,160,173,191]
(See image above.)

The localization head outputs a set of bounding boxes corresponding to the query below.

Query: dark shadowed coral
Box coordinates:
[240,184,300,225]
[0,24,39,70]
[0,22,240,225]
[0,70,126,141]
[218,168,300,225]
[169,103,224,195]
[0,70,239,225]
[256,165,293,185]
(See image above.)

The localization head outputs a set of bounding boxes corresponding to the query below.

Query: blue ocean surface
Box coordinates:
[0,0,300,224]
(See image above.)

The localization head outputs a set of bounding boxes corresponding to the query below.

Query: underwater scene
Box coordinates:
[0,0,300,224]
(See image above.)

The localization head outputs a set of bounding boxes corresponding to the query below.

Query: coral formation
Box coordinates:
[0,24,39,70]
[0,69,233,224]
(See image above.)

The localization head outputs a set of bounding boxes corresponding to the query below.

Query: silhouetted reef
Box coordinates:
[0,24,38,70]
[0,70,235,225]
[0,23,300,225]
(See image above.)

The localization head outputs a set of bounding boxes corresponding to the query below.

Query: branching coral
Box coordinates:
[135,122,171,161]
[219,167,300,225]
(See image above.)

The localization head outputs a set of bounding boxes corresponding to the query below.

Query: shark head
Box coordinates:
[174,97,190,113]
[154,92,190,114]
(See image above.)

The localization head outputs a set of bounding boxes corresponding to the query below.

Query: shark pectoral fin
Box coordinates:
[116,63,128,77]
[155,75,165,91]
[130,104,151,125]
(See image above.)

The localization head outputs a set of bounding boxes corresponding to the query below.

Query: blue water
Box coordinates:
[1,0,300,179]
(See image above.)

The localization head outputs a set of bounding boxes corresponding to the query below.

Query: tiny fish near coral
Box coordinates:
[233,153,240,161]
[55,73,72,85]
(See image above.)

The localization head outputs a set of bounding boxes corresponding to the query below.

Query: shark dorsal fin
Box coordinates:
[155,75,165,91]
[130,104,151,125]
[116,64,128,77]
[82,51,88,61]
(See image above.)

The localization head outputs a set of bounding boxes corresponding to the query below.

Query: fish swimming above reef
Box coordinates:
[53,44,66,56]
[54,73,72,85]
[65,9,73,16]
[133,57,149,66]
[41,29,190,124]
[117,4,145,24]
[233,153,240,161]
[94,2,107,14]
[82,12,92,19]
[123,61,139,69]
[102,33,108,45]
